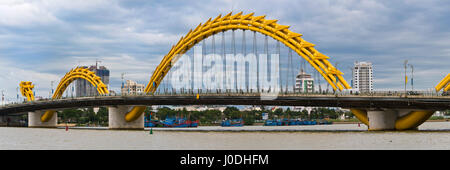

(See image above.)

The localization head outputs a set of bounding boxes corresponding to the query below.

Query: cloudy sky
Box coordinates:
[1,0,450,101]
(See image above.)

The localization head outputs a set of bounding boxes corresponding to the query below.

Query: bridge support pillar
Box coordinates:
[108,106,144,130]
[367,110,397,131]
[28,111,57,128]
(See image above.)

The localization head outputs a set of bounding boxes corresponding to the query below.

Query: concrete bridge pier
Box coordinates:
[354,108,433,131]
[28,111,57,128]
[108,106,144,130]
[367,110,398,130]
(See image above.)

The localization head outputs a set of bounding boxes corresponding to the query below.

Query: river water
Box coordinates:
[1,122,450,150]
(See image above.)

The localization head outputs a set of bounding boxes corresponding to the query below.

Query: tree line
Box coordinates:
[53,106,354,126]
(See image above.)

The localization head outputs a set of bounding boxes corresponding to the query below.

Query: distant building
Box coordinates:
[242,106,262,111]
[173,106,227,112]
[75,65,110,97]
[295,69,314,93]
[121,80,145,95]
[433,111,444,117]
[109,90,117,96]
[352,61,373,93]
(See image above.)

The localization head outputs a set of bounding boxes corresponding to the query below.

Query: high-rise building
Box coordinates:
[295,69,314,93]
[121,80,145,95]
[75,65,110,97]
[352,61,373,93]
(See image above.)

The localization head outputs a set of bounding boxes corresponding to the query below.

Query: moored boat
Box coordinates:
[221,118,244,127]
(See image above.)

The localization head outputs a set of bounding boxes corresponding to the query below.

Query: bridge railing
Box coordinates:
[2,88,449,108]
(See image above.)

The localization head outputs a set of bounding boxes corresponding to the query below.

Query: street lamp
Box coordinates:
[1,90,4,106]
[50,80,54,98]
[404,60,408,96]
[408,64,414,91]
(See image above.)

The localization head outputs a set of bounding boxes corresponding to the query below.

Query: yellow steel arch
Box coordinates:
[20,67,109,122]
[20,81,35,101]
[124,12,352,122]
[395,110,434,130]
[349,109,369,125]
[350,108,435,130]
[436,73,450,92]
[40,67,109,122]
[145,12,350,93]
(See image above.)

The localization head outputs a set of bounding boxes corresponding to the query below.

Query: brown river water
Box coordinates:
[1,122,450,150]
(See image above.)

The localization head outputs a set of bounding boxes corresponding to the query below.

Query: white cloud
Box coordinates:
[0,58,60,101]
[0,1,60,27]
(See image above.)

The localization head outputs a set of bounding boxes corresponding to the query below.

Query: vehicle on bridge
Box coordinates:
[407,91,420,95]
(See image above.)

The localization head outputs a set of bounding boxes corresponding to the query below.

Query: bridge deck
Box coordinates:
[1,94,450,114]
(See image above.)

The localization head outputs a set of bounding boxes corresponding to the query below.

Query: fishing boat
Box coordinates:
[264,119,322,126]
[318,119,333,125]
[162,116,199,128]
[145,113,198,128]
[144,113,163,127]
[303,120,317,125]
[264,119,278,126]
[221,118,244,127]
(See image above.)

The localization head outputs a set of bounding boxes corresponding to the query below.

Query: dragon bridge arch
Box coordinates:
[124,11,352,122]
[436,73,450,92]
[20,67,109,122]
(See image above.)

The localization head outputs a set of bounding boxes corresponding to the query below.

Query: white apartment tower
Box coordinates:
[295,69,314,93]
[352,61,373,93]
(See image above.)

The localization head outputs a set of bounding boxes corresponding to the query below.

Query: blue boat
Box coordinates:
[318,120,333,125]
[288,119,299,125]
[264,119,278,126]
[161,117,190,127]
[221,118,244,127]
[303,120,317,125]
[145,113,199,128]
[144,113,163,127]
[264,118,330,126]
[280,118,290,126]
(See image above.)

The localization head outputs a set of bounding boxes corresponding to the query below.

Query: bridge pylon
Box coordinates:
[108,105,145,130]
[351,109,435,130]
[28,110,57,128]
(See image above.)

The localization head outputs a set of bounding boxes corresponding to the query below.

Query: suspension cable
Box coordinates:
[253,31,258,92]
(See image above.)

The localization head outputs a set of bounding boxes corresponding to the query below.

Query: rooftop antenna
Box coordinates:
[95,59,102,69]
[301,58,306,73]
